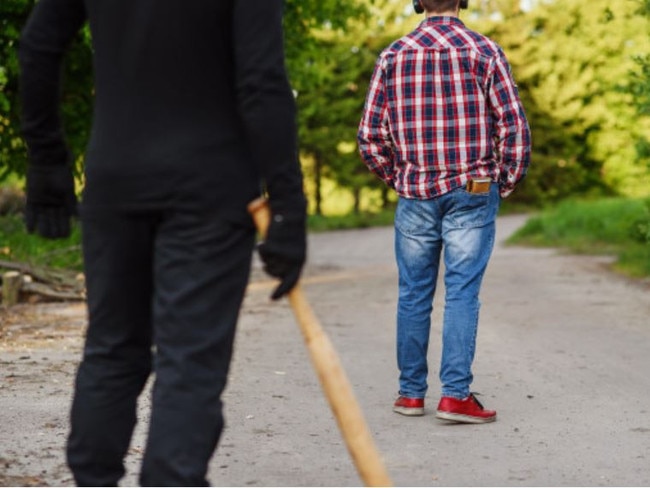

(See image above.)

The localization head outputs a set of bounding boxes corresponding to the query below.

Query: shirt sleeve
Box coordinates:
[488,49,532,198]
[19,0,86,168]
[232,0,305,212]
[357,57,396,189]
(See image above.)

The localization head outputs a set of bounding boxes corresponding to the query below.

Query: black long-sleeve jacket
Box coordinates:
[19,0,304,218]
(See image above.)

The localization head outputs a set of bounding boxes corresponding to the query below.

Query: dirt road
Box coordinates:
[1,215,649,486]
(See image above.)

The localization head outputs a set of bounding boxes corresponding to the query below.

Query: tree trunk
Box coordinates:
[381,186,390,209]
[314,153,323,216]
[2,271,22,306]
[352,187,361,215]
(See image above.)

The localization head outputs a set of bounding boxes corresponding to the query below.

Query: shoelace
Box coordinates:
[469,393,485,409]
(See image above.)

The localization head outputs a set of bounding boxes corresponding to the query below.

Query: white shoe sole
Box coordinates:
[393,406,424,416]
[435,410,496,423]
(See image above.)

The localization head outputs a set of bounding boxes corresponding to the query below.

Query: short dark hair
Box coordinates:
[421,0,459,13]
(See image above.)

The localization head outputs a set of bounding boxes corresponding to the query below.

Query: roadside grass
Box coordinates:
[308,208,395,232]
[2,197,649,280]
[507,197,650,278]
[0,214,83,271]
[0,209,396,271]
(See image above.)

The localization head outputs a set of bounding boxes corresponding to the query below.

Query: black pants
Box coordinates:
[67,205,255,486]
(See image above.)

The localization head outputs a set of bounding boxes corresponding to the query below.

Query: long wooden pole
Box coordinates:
[248,197,392,487]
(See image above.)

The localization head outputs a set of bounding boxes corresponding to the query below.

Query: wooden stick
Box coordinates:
[248,197,392,487]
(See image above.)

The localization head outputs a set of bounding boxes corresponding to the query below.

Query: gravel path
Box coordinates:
[1,214,649,486]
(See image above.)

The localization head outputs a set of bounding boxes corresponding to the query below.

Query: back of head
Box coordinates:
[412,0,468,14]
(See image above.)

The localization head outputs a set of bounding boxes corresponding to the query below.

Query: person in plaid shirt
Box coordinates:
[358,0,531,423]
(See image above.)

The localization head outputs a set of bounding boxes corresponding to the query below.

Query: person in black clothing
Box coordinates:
[19,0,307,485]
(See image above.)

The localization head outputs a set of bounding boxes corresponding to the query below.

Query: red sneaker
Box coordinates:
[435,393,496,423]
[393,396,425,416]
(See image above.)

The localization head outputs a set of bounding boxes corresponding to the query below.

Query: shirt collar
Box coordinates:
[420,16,465,28]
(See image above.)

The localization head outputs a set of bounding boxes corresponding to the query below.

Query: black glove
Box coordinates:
[25,164,78,239]
[257,211,307,300]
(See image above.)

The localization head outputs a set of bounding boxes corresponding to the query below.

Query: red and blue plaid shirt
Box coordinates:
[358,16,531,199]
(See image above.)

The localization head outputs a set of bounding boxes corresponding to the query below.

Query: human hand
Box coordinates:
[257,210,306,300]
[25,165,78,239]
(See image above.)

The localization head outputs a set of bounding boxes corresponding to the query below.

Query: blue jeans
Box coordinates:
[394,184,499,400]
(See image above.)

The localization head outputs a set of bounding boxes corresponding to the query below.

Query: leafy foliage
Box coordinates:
[295,0,421,214]
[0,0,93,183]
[1,0,649,210]
[0,1,367,183]
[0,0,31,181]
[296,30,383,214]
[283,0,375,214]
[283,0,368,93]
[472,0,650,201]
[628,0,650,172]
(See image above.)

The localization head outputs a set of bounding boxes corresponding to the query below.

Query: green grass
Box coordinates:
[307,208,395,232]
[3,197,649,280]
[0,214,84,271]
[0,208,395,273]
[508,197,650,278]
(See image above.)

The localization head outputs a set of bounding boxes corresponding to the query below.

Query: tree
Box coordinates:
[282,0,371,215]
[1,0,34,181]
[471,0,650,201]
[296,37,380,215]
[0,0,367,185]
[0,0,93,182]
[628,0,650,171]
[283,0,367,93]
[295,0,419,215]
